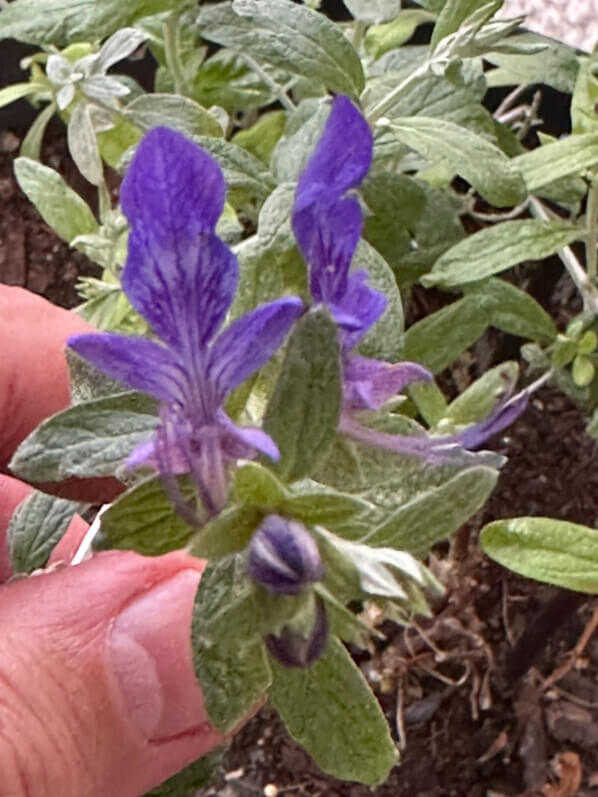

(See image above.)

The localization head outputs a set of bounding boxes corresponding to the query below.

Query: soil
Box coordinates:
[3,81,598,797]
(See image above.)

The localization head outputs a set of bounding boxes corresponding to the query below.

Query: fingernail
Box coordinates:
[109,569,210,741]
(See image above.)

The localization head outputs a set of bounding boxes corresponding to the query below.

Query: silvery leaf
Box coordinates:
[56,83,76,110]
[84,75,130,106]
[68,102,103,185]
[94,27,148,75]
[46,54,74,85]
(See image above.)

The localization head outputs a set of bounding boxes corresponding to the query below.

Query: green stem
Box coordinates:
[351,20,367,51]
[586,179,598,283]
[242,54,296,112]
[367,59,436,124]
[529,195,598,315]
[163,11,186,96]
[98,180,111,225]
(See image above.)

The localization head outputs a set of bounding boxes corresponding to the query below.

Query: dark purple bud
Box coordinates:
[246,514,324,595]
[266,598,329,668]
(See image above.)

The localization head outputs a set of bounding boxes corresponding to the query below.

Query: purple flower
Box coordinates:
[291,96,431,413]
[69,128,302,512]
[246,514,324,595]
[265,596,329,668]
[292,96,528,457]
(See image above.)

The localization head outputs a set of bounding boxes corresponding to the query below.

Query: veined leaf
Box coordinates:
[514,133,598,191]
[269,637,398,786]
[384,116,526,207]
[481,516,598,593]
[14,157,98,243]
[9,392,158,483]
[422,219,581,288]
[124,94,223,138]
[198,0,365,98]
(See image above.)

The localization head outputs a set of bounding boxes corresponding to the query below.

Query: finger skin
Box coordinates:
[0,550,224,797]
[0,285,124,501]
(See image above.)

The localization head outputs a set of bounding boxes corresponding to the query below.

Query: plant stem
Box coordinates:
[529,195,598,316]
[586,178,598,283]
[163,11,186,96]
[241,54,296,112]
[367,59,436,124]
[351,20,367,51]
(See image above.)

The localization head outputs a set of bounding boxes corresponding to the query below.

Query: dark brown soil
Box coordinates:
[3,111,598,797]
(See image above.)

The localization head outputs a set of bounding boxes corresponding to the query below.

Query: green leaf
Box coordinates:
[190,505,263,558]
[9,392,158,483]
[0,0,181,46]
[572,54,598,136]
[20,102,57,161]
[514,133,598,192]
[344,0,402,24]
[485,33,579,94]
[198,0,365,98]
[269,637,398,786]
[430,0,496,50]
[235,461,289,507]
[573,354,595,387]
[97,115,141,171]
[441,362,519,427]
[191,556,272,732]
[422,219,581,289]
[143,751,223,797]
[124,94,223,138]
[365,466,498,554]
[195,136,276,208]
[481,517,598,593]
[403,296,489,373]
[361,172,425,270]
[8,491,82,573]
[355,239,405,362]
[66,348,127,405]
[407,381,448,426]
[271,99,330,183]
[193,50,288,113]
[14,156,98,243]
[464,278,557,343]
[384,116,526,207]
[233,110,286,164]
[365,10,435,59]
[68,101,103,185]
[263,308,342,482]
[0,82,41,108]
[99,476,197,555]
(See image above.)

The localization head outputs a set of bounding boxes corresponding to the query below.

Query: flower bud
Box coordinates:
[266,597,329,668]
[246,514,323,595]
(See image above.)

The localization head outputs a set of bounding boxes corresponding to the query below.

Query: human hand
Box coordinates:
[0,286,225,797]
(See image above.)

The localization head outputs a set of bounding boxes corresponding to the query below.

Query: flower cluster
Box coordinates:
[69,127,302,514]
[292,95,529,457]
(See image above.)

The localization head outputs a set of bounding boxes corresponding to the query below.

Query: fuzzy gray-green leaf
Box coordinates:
[9,392,158,483]
[269,637,398,786]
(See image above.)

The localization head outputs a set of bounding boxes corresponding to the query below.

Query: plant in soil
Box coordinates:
[3,0,598,794]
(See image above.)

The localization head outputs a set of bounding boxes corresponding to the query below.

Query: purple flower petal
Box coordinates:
[294,96,373,215]
[344,356,432,410]
[121,127,225,238]
[297,196,363,305]
[120,128,236,350]
[456,389,529,449]
[246,515,323,595]
[217,410,280,461]
[208,297,303,401]
[68,332,183,402]
[123,230,238,355]
[335,270,387,351]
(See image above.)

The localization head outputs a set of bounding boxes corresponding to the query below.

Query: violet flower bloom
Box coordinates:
[247,515,327,667]
[292,95,529,457]
[69,128,302,513]
[246,514,324,595]
[292,95,431,414]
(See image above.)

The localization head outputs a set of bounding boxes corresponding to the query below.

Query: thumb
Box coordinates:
[0,550,224,797]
